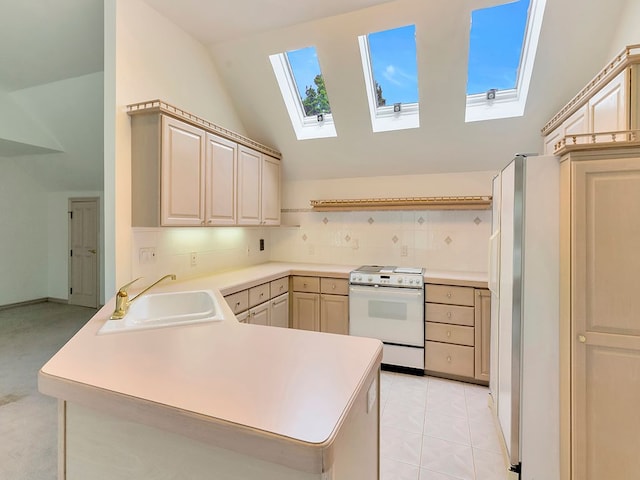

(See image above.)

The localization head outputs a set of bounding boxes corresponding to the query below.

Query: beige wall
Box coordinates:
[608,0,640,56]
[106,0,264,296]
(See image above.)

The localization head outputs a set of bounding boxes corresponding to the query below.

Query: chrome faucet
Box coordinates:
[109,274,177,320]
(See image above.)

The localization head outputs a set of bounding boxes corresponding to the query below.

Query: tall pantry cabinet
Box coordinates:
[559,146,640,480]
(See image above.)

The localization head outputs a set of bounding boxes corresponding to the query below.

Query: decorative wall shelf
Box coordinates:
[310,196,492,211]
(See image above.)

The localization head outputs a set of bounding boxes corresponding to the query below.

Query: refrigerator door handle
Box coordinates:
[489,230,500,295]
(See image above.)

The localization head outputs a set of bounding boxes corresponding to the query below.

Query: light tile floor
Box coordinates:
[380,371,509,480]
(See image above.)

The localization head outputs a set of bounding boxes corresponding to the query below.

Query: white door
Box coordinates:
[69,198,99,308]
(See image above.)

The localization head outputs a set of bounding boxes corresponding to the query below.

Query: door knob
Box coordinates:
[89,249,97,254]
[578,335,587,343]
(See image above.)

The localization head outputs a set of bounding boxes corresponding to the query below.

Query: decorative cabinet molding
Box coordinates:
[128,102,281,227]
[542,44,640,155]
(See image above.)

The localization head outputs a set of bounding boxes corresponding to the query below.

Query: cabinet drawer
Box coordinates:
[270,277,289,298]
[292,276,320,293]
[225,290,249,314]
[425,322,474,346]
[426,284,475,306]
[425,303,474,326]
[249,283,270,308]
[425,341,474,378]
[320,277,349,295]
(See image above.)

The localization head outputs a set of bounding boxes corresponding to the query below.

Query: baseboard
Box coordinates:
[0,297,72,311]
[0,298,49,311]
[47,297,69,305]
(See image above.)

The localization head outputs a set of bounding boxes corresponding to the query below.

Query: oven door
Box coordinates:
[349,285,424,346]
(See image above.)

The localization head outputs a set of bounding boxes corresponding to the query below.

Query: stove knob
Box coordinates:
[397,277,403,284]
[409,279,414,284]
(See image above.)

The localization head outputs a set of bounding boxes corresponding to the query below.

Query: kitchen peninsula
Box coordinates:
[39,264,383,480]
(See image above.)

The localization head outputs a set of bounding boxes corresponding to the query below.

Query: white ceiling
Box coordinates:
[0,0,103,92]
[0,0,633,184]
[142,0,397,46]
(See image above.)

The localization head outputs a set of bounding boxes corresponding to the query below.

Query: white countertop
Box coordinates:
[38,261,486,472]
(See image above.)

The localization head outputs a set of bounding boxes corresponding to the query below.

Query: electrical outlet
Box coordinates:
[190,252,197,266]
[139,247,156,264]
[401,245,409,257]
[259,238,265,251]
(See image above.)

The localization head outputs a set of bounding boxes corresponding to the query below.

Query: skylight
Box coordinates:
[465,0,547,123]
[358,24,420,133]
[269,46,337,140]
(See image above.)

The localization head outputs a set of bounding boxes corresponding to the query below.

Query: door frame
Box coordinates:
[68,197,100,308]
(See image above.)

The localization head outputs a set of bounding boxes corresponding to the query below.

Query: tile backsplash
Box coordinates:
[270,209,491,272]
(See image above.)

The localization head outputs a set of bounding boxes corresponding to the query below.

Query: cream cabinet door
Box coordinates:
[249,301,269,326]
[320,294,349,335]
[270,293,289,328]
[205,133,237,225]
[588,70,628,134]
[291,292,320,331]
[237,146,261,225]
[161,116,206,226]
[571,156,640,479]
[261,155,281,226]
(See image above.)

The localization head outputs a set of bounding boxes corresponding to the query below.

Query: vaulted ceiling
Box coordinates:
[0,0,633,183]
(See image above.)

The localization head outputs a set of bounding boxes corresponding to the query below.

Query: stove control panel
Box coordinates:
[349,272,424,288]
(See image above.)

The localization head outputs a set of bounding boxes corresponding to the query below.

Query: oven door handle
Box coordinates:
[349,285,424,298]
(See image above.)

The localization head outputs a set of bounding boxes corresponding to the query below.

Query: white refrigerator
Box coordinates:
[489,154,560,480]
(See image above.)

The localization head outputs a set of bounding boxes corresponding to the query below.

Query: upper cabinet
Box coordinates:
[128,100,281,227]
[542,45,640,155]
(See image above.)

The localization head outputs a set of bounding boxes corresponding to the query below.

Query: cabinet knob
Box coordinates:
[332,284,336,289]
[578,335,587,343]
[447,311,452,318]
[235,302,241,307]
[447,292,452,298]
[260,292,264,297]
[447,330,451,338]
[446,356,452,363]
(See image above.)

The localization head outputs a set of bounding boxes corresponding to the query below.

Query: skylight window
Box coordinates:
[269,46,337,140]
[465,0,546,123]
[358,24,420,133]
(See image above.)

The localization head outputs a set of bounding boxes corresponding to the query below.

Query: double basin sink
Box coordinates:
[98,290,224,334]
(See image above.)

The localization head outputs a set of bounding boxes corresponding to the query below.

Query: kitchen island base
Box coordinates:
[58,369,379,480]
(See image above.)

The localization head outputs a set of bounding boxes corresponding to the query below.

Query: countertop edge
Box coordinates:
[38,370,332,474]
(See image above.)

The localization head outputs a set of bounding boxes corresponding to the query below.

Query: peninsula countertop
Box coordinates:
[38,262,486,472]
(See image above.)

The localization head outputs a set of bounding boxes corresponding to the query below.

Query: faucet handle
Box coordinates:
[117,277,142,296]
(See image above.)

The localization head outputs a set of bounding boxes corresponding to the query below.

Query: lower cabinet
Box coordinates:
[224,277,289,328]
[424,283,490,383]
[291,276,349,334]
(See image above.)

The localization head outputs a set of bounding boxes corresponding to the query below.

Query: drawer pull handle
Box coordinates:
[446,356,452,363]
[447,311,452,318]
[332,284,336,289]
[447,331,451,338]
[447,292,452,298]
